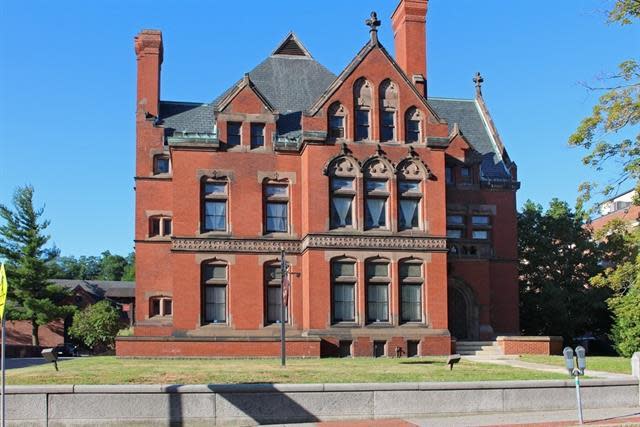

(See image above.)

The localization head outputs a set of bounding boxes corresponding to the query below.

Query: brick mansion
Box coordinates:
[117,0,525,357]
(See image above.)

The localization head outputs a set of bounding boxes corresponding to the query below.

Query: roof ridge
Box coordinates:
[428,97,475,102]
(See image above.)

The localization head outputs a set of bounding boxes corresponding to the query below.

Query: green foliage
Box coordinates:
[69,300,123,350]
[569,1,640,208]
[0,186,76,346]
[52,251,135,281]
[591,220,640,356]
[518,199,611,341]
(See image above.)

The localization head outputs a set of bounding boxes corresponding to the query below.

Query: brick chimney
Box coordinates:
[134,30,163,118]
[391,0,428,96]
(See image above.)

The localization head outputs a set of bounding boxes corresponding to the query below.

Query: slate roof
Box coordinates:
[51,279,135,299]
[428,98,511,180]
[159,102,215,134]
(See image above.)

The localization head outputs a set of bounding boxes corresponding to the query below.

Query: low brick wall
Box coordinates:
[497,336,563,355]
[6,379,638,426]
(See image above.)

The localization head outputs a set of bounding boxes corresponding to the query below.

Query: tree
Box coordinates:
[121,252,135,281]
[590,220,640,356]
[98,250,128,281]
[519,199,611,341]
[0,186,75,346]
[569,1,640,206]
[68,300,123,351]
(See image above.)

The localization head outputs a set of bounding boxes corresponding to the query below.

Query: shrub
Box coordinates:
[69,301,122,351]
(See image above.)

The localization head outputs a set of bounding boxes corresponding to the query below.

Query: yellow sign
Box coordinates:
[0,263,7,320]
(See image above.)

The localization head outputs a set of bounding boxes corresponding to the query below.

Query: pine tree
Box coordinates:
[0,185,75,346]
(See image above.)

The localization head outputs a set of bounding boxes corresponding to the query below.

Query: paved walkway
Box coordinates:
[278,408,640,426]
[464,356,635,380]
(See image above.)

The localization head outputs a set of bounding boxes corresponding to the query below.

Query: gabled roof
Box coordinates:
[51,279,135,299]
[158,101,215,134]
[271,32,313,58]
[428,97,512,180]
[215,74,277,113]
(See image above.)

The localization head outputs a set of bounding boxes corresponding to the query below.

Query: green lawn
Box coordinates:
[6,356,570,385]
[519,355,632,375]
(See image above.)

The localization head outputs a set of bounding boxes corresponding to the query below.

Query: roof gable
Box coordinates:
[215,74,276,114]
[272,32,312,58]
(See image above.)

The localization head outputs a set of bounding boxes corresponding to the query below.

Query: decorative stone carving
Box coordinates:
[354,78,372,107]
[397,157,431,180]
[362,156,394,179]
[324,155,360,177]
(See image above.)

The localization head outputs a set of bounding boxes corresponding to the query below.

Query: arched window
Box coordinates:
[202,261,228,324]
[365,258,390,323]
[264,262,288,324]
[363,158,392,230]
[331,258,356,323]
[396,158,427,231]
[149,215,172,237]
[328,102,346,140]
[326,155,359,229]
[399,260,423,323]
[149,296,172,317]
[405,107,422,144]
[354,78,372,141]
[379,80,398,142]
[202,178,228,232]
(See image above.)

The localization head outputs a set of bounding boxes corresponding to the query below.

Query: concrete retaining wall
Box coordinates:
[6,379,638,426]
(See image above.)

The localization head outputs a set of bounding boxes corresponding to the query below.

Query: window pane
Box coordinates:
[398,181,420,193]
[266,202,288,232]
[227,122,241,146]
[205,183,226,195]
[333,261,355,278]
[151,299,160,316]
[381,111,395,142]
[205,285,226,322]
[250,123,265,148]
[265,184,288,197]
[154,157,169,174]
[401,284,422,322]
[365,198,386,228]
[163,299,172,316]
[331,178,353,191]
[472,215,490,225]
[355,109,369,141]
[447,215,464,225]
[399,263,421,278]
[150,218,161,236]
[472,230,489,240]
[366,180,387,192]
[447,229,463,239]
[367,284,389,322]
[266,266,282,282]
[461,167,471,177]
[366,262,388,278]
[163,219,172,236]
[204,201,226,231]
[330,116,344,139]
[204,264,226,280]
[333,283,355,322]
[399,199,419,230]
[331,196,353,228]
[445,167,454,184]
[267,286,283,322]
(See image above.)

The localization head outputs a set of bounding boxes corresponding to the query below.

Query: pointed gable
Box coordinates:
[272,33,312,57]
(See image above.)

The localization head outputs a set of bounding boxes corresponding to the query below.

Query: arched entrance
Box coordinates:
[448,280,479,341]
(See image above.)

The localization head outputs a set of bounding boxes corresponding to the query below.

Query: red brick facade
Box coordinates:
[119,1,520,358]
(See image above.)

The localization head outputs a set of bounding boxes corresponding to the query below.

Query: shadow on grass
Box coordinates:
[399,360,439,365]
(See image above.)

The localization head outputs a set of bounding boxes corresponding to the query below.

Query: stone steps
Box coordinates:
[455,340,504,358]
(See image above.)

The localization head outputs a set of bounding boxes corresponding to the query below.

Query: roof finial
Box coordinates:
[365,11,381,44]
[473,72,484,98]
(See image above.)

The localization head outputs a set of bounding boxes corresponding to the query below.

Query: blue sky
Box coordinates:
[0,1,638,257]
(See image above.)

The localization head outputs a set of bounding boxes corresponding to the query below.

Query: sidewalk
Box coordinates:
[279,407,640,426]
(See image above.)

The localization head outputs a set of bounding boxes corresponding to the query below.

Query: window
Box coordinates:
[153,155,170,175]
[330,178,355,228]
[398,180,421,230]
[365,179,389,229]
[400,261,423,323]
[447,229,463,239]
[445,166,454,184]
[250,123,265,149]
[447,215,465,225]
[472,230,489,240]
[380,111,395,142]
[264,183,289,233]
[149,216,172,237]
[447,214,465,239]
[265,264,288,324]
[149,296,172,317]
[366,260,389,323]
[328,102,346,140]
[332,259,356,322]
[460,166,472,183]
[202,180,227,232]
[227,122,241,147]
[472,215,490,226]
[354,78,372,141]
[202,263,227,323]
[405,107,421,144]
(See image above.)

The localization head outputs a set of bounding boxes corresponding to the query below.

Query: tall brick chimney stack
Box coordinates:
[391,0,428,97]
[134,30,163,118]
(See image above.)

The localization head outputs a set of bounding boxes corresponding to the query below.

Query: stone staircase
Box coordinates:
[455,340,504,358]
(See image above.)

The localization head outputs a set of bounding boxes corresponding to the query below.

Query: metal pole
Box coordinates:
[280,249,286,367]
[575,373,583,424]
[1,316,5,427]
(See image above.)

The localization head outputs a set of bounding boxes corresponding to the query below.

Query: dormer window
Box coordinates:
[227,122,241,147]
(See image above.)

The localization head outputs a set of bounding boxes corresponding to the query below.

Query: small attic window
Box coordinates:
[272,35,309,57]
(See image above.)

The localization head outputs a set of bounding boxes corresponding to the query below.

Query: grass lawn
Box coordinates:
[519,355,631,375]
[7,356,569,385]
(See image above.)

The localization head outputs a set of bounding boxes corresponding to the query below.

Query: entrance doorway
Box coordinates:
[448,280,479,341]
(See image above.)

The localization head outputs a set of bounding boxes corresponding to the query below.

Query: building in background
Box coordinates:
[590,189,639,232]
[119,0,523,358]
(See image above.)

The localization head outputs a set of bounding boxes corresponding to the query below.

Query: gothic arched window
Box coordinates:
[405,107,422,144]
[328,102,347,140]
[379,79,398,142]
[354,78,372,141]
[326,155,359,229]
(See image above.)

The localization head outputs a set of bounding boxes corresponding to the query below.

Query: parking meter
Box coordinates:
[563,347,575,375]
[575,346,586,375]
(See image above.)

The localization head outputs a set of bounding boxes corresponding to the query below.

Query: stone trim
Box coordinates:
[171,234,447,254]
